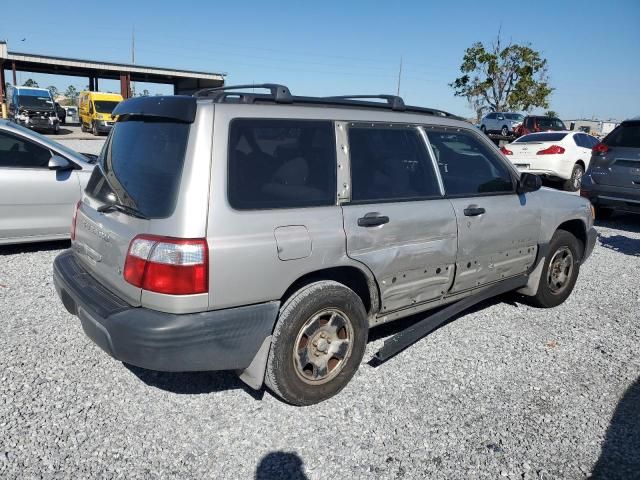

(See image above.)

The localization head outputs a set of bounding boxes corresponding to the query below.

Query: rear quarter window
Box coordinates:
[227,119,336,210]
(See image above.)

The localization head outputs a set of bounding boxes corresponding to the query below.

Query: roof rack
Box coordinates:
[193,83,461,119]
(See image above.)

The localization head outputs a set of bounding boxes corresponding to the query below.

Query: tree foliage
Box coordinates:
[544,110,558,118]
[22,78,39,87]
[450,33,553,115]
[64,85,78,101]
[47,86,59,98]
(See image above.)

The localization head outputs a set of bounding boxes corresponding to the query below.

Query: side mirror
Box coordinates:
[48,155,72,171]
[517,172,542,194]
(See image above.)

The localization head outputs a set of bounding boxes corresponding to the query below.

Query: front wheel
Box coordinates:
[564,164,584,192]
[530,230,582,308]
[265,281,368,406]
[480,125,487,134]
[501,126,509,136]
[92,121,99,136]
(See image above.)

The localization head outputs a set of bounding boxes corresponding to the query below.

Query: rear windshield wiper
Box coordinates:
[97,202,149,219]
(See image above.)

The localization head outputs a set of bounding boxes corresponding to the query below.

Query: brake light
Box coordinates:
[124,235,208,295]
[500,146,513,155]
[537,145,565,155]
[71,201,81,241]
[592,142,609,155]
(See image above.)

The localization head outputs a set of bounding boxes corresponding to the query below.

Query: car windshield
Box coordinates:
[93,101,119,114]
[538,118,566,130]
[505,114,524,121]
[516,133,568,143]
[17,95,54,110]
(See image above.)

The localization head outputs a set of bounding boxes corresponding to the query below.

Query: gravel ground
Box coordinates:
[55,137,105,156]
[1,215,638,479]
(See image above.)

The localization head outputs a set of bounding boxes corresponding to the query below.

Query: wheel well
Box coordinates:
[557,219,587,257]
[576,160,585,169]
[281,267,374,315]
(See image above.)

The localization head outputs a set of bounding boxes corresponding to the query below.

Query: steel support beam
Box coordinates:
[12,61,16,85]
[120,73,131,99]
[0,63,5,103]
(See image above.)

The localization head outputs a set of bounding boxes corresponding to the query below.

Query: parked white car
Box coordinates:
[501,131,599,191]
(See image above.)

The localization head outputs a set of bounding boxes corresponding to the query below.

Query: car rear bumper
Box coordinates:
[580,175,640,213]
[53,250,280,372]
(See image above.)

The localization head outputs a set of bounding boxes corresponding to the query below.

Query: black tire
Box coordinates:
[80,121,86,133]
[53,123,60,135]
[92,121,99,136]
[529,230,583,308]
[480,125,487,134]
[595,206,614,220]
[265,281,368,406]
[501,125,509,137]
[563,163,584,192]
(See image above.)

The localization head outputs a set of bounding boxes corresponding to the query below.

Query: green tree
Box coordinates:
[544,110,558,118]
[47,85,59,98]
[22,78,39,87]
[64,85,79,103]
[450,33,552,113]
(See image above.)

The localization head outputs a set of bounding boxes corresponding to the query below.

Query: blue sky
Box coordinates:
[2,0,639,120]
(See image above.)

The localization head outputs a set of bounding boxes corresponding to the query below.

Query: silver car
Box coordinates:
[581,117,640,218]
[481,112,524,136]
[53,85,596,405]
[0,120,95,245]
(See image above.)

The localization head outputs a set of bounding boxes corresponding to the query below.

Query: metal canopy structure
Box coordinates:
[0,41,225,104]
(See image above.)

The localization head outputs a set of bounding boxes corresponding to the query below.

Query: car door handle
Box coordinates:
[463,205,486,216]
[357,212,390,227]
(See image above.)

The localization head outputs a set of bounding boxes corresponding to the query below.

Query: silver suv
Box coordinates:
[53,85,597,405]
[481,112,524,137]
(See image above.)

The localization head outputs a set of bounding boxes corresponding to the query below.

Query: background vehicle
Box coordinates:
[62,105,79,124]
[78,91,123,136]
[53,86,596,406]
[515,116,566,137]
[581,117,640,218]
[6,85,60,134]
[480,112,524,136]
[55,102,66,124]
[501,131,598,191]
[0,119,95,245]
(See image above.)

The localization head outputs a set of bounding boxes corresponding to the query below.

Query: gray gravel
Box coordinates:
[1,215,639,479]
[55,137,105,156]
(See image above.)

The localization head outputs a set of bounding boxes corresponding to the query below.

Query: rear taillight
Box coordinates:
[592,142,609,155]
[71,201,81,241]
[537,145,565,155]
[124,235,208,295]
[500,146,513,155]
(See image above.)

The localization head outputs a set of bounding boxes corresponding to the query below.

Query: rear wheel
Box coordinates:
[530,230,582,308]
[265,281,368,406]
[501,125,509,136]
[564,163,584,192]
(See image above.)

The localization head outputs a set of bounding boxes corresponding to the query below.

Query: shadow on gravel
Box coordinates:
[598,234,640,257]
[595,213,640,234]
[256,451,308,480]
[0,240,70,256]
[124,364,264,400]
[591,377,640,479]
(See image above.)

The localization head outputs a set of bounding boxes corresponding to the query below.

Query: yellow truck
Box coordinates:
[78,91,123,136]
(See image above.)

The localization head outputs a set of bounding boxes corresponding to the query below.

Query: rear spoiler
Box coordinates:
[112,96,197,123]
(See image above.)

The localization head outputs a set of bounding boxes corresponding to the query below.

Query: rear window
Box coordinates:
[605,122,640,148]
[537,118,566,130]
[86,118,190,218]
[228,119,336,210]
[516,133,567,143]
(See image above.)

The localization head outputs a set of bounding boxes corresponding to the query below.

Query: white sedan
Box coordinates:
[500,131,599,191]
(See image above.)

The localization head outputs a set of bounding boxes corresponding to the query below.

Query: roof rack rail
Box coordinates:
[323,95,406,111]
[194,83,293,103]
[193,82,461,119]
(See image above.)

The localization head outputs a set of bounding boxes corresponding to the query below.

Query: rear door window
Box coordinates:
[228,119,336,210]
[86,118,190,218]
[348,125,441,203]
[605,122,640,148]
[425,128,514,196]
[0,131,51,168]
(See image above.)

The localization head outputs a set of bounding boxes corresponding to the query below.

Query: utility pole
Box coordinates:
[131,26,135,96]
[396,56,403,96]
